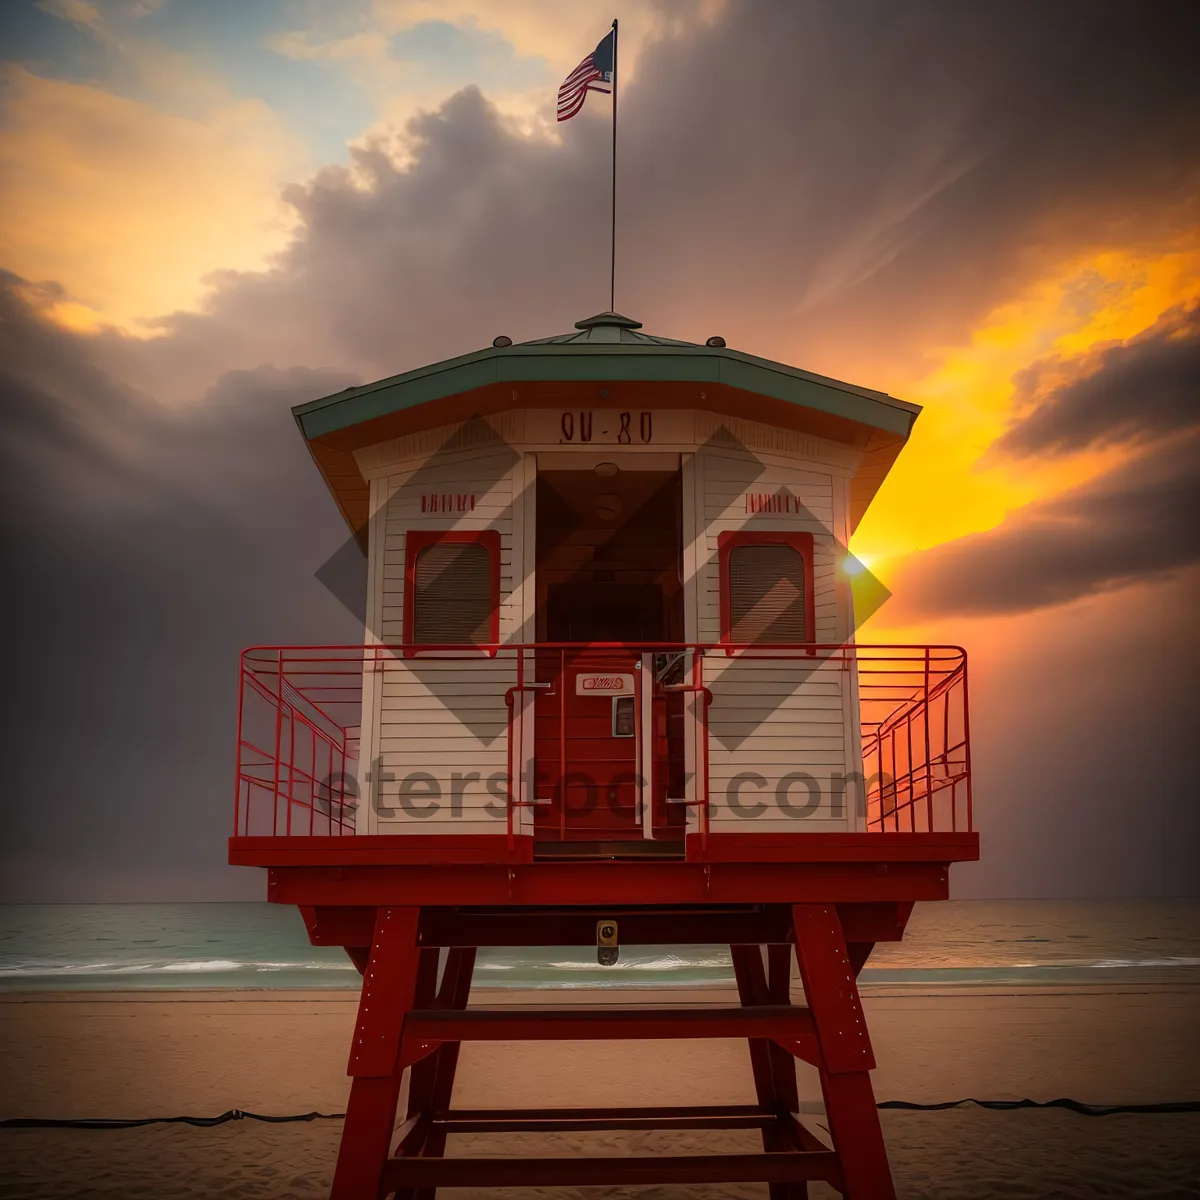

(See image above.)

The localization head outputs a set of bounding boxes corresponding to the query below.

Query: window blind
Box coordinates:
[412,541,493,644]
[727,543,807,644]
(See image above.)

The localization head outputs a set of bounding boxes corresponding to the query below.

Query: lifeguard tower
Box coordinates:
[230,311,977,1197]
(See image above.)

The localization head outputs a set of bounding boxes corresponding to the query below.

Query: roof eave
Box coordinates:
[294,344,919,443]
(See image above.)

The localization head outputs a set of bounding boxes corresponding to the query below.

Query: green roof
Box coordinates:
[293,312,919,441]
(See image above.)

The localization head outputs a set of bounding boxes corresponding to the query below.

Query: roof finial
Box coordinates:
[574,311,642,330]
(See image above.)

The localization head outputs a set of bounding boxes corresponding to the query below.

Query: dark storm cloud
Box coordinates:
[887,433,1200,619]
[997,303,1200,457]
[0,272,148,476]
[622,0,1200,367]
[0,275,362,900]
[0,270,359,528]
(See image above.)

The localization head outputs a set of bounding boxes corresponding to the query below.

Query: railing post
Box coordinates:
[338,726,348,835]
[285,701,297,836]
[961,656,973,832]
[889,703,898,834]
[695,649,709,850]
[312,715,321,840]
[559,648,567,842]
[905,705,914,833]
[271,652,284,838]
[507,649,524,849]
[924,649,933,834]
[233,655,246,838]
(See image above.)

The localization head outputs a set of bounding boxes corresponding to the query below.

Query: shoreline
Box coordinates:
[3,977,1198,1002]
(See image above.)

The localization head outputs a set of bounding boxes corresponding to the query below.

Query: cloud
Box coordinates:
[118,0,1197,395]
[0,272,362,899]
[35,0,102,29]
[878,295,1200,617]
[364,1,686,84]
[885,433,1200,619]
[270,29,393,63]
[11,0,1196,372]
[996,302,1200,457]
[0,65,305,329]
[949,566,1200,899]
[36,0,162,23]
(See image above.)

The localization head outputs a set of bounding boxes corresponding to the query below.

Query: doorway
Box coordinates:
[535,462,683,643]
[531,461,686,852]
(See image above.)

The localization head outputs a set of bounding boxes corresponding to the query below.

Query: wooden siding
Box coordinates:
[365,442,521,835]
[694,445,858,834]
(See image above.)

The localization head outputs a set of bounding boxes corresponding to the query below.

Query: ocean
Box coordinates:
[1,899,1197,991]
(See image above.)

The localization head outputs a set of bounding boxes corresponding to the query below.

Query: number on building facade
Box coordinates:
[558,411,654,444]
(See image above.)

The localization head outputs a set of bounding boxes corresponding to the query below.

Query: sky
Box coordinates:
[0,0,1197,901]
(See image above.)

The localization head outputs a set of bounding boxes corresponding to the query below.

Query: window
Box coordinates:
[403,530,500,650]
[718,531,815,645]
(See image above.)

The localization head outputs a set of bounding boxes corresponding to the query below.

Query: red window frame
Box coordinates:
[403,529,501,652]
[717,530,816,645]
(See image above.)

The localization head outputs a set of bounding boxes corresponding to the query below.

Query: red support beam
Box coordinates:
[265,859,958,907]
[847,941,874,976]
[836,899,914,943]
[731,944,806,1200]
[419,906,797,947]
[301,902,912,951]
[232,833,535,867]
[400,1003,814,1048]
[437,1104,777,1133]
[330,906,421,1200]
[408,947,475,1200]
[792,904,895,1200]
[232,831,978,869]
[395,945,443,1146]
[685,832,978,864]
[380,1151,843,1189]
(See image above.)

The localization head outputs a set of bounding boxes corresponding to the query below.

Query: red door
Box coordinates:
[534,651,643,842]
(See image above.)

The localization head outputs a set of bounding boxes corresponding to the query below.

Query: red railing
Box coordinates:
[857,647,972,834]
[235,649,360,837]
[232,644,971,840]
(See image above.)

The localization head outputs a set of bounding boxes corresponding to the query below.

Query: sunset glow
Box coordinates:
[852,240,1200,578]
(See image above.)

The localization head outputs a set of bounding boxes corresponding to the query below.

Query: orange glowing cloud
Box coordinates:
[0,66,305,333]
[850,235,1200,583]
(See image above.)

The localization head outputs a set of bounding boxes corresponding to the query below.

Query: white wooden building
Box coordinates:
[285,311,944,857]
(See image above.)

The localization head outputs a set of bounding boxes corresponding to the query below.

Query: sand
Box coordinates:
[1,984,1198,1198]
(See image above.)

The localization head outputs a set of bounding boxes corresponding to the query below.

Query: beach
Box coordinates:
[1,982,1197,1198]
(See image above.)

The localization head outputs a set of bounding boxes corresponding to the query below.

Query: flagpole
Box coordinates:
[610,17,618,313]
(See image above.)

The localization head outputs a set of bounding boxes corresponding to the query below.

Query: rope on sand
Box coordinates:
[2,1099,1198,1129]
[0,1111,345,1129]
[878,1099,1200,1115]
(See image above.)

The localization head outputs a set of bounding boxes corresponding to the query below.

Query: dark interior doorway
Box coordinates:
[536,464,683,643]
[546,584,663,642]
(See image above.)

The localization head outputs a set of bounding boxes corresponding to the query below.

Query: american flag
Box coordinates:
[557,29,615,122]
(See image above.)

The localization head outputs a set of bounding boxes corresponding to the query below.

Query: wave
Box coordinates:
[1,953,1197,989]
[0,959,358,977]
[1089,957,1200,969]
[542,955,734,972]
